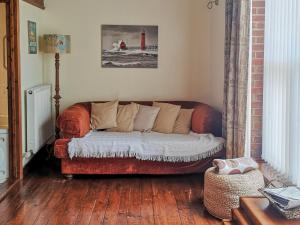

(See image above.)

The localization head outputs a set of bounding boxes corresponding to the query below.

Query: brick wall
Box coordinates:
[251,0,265,159]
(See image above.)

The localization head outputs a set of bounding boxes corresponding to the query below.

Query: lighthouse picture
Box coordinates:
[101,25,158,68]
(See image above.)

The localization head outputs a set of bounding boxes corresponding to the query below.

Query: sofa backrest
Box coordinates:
[79,101,202,111]
[75,101,222,137]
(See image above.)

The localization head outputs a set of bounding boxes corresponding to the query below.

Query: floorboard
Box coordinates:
[0,161,222,225]
[0,179,18,203]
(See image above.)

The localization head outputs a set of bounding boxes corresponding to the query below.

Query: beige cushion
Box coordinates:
[133,105,160,132]
[108,103,139,132]
[152,102,181,133]
[91,101,118,130]
[173,109,194,134]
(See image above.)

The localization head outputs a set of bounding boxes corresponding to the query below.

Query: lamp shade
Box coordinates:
[42,34,71,54]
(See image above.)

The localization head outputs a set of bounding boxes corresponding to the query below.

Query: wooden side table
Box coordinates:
[222,196,300,225]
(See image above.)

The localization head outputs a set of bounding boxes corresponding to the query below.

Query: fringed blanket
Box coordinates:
[68,131,225,162]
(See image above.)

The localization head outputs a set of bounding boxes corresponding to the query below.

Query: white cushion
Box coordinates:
[133,105,160,132]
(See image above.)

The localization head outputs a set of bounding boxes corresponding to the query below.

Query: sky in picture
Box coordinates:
[102,25,158,50]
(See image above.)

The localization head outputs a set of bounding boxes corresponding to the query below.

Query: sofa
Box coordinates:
[54,101,225,177]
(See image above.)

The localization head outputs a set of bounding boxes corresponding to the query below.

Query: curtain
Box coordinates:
[262,0,300,187]
[223,0,251,158]
[244,0,253,158]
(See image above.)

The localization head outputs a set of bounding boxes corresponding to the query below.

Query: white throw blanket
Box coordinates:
[68,131,225,162]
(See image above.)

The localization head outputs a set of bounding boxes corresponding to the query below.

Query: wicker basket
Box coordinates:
[204,167,265,220]
[258,181,300,220]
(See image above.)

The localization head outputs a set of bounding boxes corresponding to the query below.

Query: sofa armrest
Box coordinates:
[57,104,90,138]
[191,104,222,137]
[54,138,71,158]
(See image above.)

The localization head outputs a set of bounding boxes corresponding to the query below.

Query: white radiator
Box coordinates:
[26,85,53,154]
[0,129,9,183]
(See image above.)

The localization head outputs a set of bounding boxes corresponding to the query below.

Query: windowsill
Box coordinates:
[258,161,293,187]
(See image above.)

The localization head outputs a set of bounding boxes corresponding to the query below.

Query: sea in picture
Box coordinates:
[101,25,158,68]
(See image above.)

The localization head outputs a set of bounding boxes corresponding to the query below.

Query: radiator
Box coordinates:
[26,85,53,154]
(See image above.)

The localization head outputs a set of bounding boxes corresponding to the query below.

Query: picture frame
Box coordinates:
[101,25,158,68]
[28,20,37,54]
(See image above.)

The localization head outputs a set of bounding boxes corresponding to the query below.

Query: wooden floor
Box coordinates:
[0,161,221,225]
[0,178,18,202]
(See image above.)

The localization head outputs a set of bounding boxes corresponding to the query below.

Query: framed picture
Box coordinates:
[28,21,37,54]
[101,25,158,68]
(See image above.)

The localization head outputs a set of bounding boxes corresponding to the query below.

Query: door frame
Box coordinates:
[1,0,22,181]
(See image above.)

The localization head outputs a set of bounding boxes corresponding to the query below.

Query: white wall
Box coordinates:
[190,0,212,108]
[190,0,225,111]
[0,4,8,129]
[42,0,225,112]
[209,0,225,111]
[20,1,45,166]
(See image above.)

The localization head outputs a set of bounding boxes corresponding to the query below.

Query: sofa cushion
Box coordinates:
[133,105,160,132]
[108,103,139,132]
[173,109,194,134]
[91,100,118,130]
[152,102,181,133]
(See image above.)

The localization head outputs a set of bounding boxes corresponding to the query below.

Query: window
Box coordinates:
[262,0,300,187]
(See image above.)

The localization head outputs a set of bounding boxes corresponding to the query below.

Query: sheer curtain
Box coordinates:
[262,0,300,187]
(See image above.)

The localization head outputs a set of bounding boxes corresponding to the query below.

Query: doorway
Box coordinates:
[0,0,22,202]
[0,2,9,185]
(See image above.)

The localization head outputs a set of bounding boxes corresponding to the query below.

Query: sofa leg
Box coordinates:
[64,174,73,179]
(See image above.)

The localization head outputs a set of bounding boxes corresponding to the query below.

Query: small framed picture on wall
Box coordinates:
[28,21,37,54]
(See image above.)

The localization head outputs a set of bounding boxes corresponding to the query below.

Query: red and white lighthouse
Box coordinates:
[140,30,146,50]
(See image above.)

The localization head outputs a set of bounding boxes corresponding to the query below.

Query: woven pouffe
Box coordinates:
[204,167,265,220]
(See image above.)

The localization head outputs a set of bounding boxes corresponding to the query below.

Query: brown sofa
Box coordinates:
[54,101,225,177]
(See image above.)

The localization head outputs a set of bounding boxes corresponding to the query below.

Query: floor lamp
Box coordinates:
[43,34,71,138]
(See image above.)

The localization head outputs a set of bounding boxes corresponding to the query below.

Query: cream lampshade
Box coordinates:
[42,34,71,138]
[43,34,71,54]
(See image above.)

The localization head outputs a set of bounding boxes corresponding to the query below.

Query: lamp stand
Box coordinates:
[54,53,61,138]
